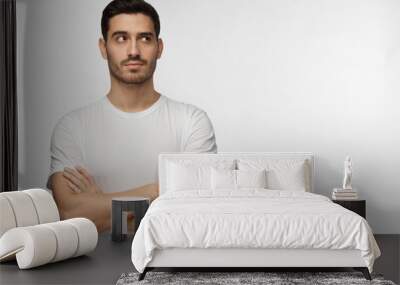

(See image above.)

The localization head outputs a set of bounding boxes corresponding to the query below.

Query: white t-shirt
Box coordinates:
[48,95,217,193]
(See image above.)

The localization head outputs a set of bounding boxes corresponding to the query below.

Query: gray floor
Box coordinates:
[0,234,134,285]
[0,234,398,285]
[374,234,400,284]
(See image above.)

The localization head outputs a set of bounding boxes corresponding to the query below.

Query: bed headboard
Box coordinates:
[158,152,314,195]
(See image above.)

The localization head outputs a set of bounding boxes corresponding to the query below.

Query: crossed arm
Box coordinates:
[49,108,217,233]
[49,167,159,233]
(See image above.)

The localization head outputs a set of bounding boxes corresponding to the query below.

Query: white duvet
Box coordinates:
[131,190,380,273]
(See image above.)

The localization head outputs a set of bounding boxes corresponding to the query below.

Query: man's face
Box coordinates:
[99,13,163,85]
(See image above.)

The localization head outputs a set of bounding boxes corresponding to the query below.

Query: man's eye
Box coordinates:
[141,36,151,42]
[116,36,126,42]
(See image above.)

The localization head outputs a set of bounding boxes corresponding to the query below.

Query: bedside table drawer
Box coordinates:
[332,200,366,219]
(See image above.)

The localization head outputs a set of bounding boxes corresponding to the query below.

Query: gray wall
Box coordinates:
[16,0,400,233]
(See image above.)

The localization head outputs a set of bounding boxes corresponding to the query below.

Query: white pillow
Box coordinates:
[211,168,267,190]
[166,159,235,192]
[211,168,236,190]
[167,163,211,191]
[237,159,309,191]
[237,169,267,188]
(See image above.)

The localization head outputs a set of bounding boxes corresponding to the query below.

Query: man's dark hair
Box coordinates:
[101,0,160,41]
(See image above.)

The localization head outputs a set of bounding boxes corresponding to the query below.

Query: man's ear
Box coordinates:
[157,38,164,59]
[98,38,107,60]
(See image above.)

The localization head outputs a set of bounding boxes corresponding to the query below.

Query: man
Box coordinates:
[47,0,217,232]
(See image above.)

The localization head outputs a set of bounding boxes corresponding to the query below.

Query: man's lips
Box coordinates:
[124,61,144,66]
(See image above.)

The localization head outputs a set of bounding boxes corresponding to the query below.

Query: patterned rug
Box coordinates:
[116,271,396,285]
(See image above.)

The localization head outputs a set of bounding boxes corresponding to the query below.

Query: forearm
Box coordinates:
[58,184,158,232]
[60,192,111,232]
[104,183,159,202]
[52,169,158,232]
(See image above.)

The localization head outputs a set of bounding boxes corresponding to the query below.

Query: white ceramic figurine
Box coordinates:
[342,156,353,190]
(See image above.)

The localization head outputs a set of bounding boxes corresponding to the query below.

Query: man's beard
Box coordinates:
[107,54,157,85]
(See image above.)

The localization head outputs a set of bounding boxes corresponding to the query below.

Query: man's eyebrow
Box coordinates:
[110,31,155,38]
[137,32,155,37]
[111,31,128,38]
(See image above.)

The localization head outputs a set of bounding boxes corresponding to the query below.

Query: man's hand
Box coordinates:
[63,166,102,194]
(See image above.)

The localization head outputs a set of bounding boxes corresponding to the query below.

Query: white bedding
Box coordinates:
[131,190,380,273]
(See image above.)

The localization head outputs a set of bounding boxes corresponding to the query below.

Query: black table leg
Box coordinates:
[138,268,148,281]
[354,267,372,280]
[138,267,154,281]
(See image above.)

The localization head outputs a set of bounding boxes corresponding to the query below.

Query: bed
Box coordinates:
[131,152,381,281]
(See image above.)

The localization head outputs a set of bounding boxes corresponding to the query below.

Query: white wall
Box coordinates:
[16,0,400,233]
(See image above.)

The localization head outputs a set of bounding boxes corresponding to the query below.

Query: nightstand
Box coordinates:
[111,197,150,241]
[332,199,366,219]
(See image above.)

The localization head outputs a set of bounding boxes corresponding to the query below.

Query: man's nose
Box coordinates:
[127,41,140,57]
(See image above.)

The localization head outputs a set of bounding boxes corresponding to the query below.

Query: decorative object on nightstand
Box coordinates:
[342,155,353,190]
[332,155,358,200]
[332,199,366,219]
[332,188,358,200]
[111,197,150,242]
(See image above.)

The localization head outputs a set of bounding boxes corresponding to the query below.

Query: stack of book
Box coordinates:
[332,188,358,200]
